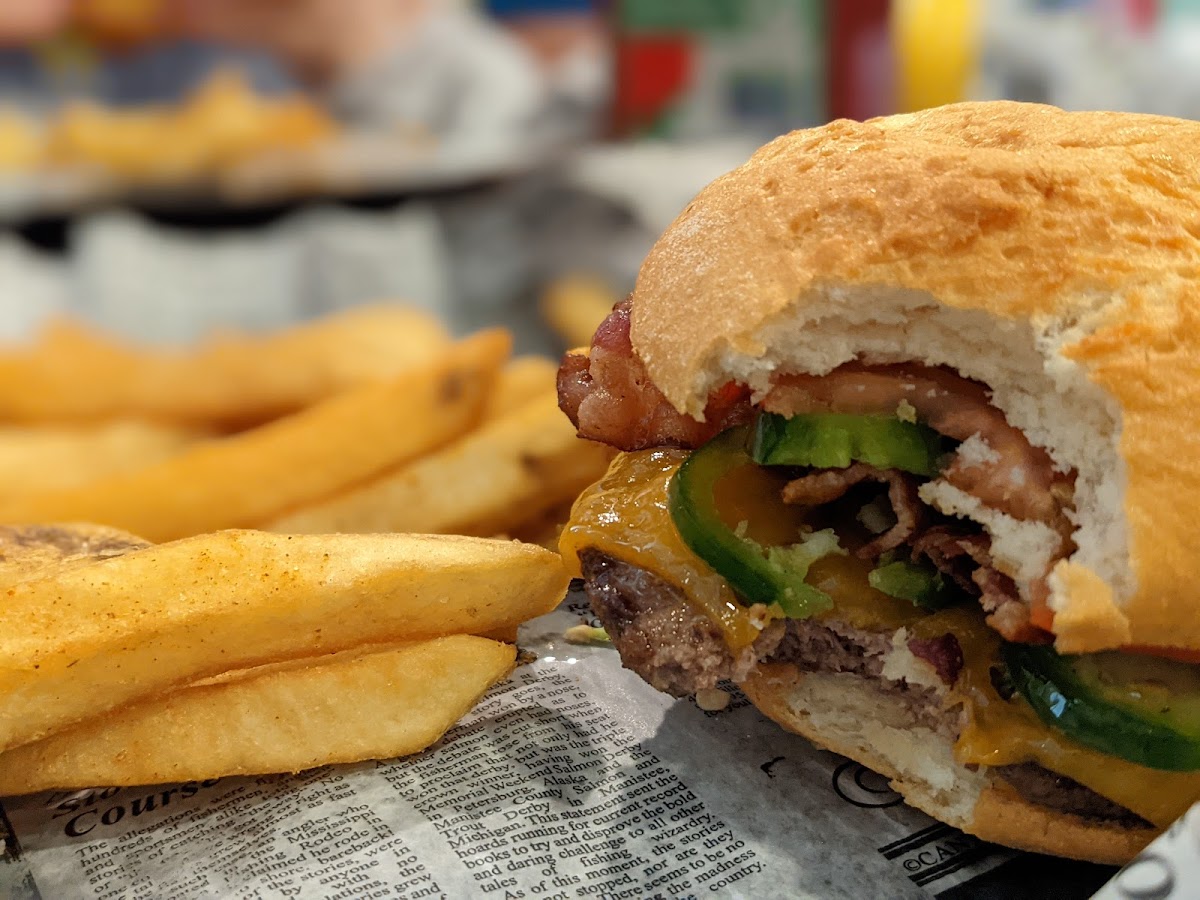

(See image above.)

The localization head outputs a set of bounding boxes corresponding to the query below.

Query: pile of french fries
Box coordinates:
[0,303,612,793]
[0,71,336,182]
[0,304,611,545]
[0,524,567,794]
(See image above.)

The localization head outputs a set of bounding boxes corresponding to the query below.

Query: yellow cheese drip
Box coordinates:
[915,608,1200,828]
[562,451,1200,828]
[560,449,761,649]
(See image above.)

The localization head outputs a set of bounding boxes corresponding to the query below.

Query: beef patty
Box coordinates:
[578,548,1148,828]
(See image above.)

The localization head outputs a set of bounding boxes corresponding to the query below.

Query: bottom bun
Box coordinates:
[741,663,1155,866]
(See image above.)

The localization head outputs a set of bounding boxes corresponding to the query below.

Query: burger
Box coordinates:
[556,102,1200,864]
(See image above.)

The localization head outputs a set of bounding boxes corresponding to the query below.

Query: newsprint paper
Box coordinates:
[0,590,1127,899]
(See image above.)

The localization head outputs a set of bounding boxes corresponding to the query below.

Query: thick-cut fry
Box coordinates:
[0,330,509,541]
[0,636,513,794]
[0,529,567,753]
[484,355,558,421]
[0,523,149,590]
[268,391,613,537]
[0,305,451,427]
[541,275,619,349]
[0,420,207,497]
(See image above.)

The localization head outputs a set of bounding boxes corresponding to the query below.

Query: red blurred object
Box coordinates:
[828,0,891,122]
[1125,0,1158,33]
[612,35,693,136]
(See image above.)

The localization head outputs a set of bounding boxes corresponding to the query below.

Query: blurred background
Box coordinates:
[0,0,1196,353]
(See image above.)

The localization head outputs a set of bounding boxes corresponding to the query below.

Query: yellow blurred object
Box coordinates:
[73,0,170,47]
[0,420,209,498]
[893,0,981,113]
[0,111,43,172]
[541,274,619,349]
[178,70,336,170]
[46,69,336,181]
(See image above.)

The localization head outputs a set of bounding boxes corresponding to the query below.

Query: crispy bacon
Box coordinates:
[781,464,924,559]
[907,634,964,685]
[766,364,1074,541]
[911,526,1048,643]
[557,300,752,451]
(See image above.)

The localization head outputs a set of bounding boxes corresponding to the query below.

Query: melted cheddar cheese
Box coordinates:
[561,451,1200,828]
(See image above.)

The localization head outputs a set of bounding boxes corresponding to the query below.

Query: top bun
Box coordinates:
[629,101,1200,653]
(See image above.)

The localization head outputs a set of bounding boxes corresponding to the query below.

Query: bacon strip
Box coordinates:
[557,300,751,452]
[781,464,923,559]
[907,634,964,685]
[911,526,1048,643]
[766,364,1074,541]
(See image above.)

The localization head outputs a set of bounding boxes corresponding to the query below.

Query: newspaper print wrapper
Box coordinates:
[0,591,1127,899]
[1093,804,1200,900]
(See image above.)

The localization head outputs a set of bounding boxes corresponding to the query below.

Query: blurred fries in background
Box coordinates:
[41,70,336,182]
[0,304,450,427]
[0,329,511,541]
[0,419,208,497]
[0,303,607,545]
[268,391,613,538]
[541,273,619,350]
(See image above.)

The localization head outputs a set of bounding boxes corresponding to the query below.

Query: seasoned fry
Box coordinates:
[0,420,207,497]
[0,305,452,427]
[0,330,509,541]
[484,356,558,421]
[0,529,567,753]
[0,636,513,794]
[0,523,149,590]
[268,390,613,537]
[541,275,619,349]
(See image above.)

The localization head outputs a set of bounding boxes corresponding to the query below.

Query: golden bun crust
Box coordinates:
[743,664,1154,866]
[629,101,1200,650]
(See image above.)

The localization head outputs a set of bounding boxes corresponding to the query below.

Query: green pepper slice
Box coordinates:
[668,427,841,617]
[1004,644,1200,772]
[751,412,949,477]
[868,561,961,611]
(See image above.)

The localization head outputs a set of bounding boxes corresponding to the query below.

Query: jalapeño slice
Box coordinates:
[751,412,948,477]
[1004,644,1200,772]
[668,427,840,618]
[868,561,961,611]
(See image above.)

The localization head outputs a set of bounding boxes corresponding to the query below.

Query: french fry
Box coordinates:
[268,391,612,537]
[0,636,513,794]
[46,70,334,180]
[484,356,558,421]
[0,420,207,497]
[0,330,509,541]
[541,275,619,349]
[0,305,452,427]
[0,523,149,590]
[0,529,567,753]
